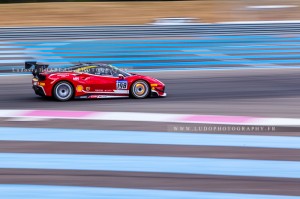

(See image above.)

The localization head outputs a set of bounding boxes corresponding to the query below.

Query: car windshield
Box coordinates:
[109,65,131,77]
[69,63,131,77]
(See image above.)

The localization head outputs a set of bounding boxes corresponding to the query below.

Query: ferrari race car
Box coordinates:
[26,62,167,101]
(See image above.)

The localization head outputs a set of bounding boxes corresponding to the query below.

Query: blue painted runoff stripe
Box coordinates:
[14,39,300,46]
[14,49,300,57]
[14,55,248,62]
[15,39,300,46]
[1,153,300,178]
[221,45,300,49]
[3,66,300,74]
[1,127,300,149]
[2,65,300,73]
[35,60,300,66]
[130,65,300,72]
[197,49,300,54]
[213,35,300,39]
[0,185,298,199]
[16,43,300,50]
[33,46,300,53]
[32,48,300,55]
[32,53,300,59]
[11,36,300,44]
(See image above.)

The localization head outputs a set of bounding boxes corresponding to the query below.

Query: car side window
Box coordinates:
[90,67,112,76]
[87,68,98,75]
[103,68,113,76]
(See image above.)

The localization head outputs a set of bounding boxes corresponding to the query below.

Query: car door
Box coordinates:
[86,67,128,96]
[91,75,117,93]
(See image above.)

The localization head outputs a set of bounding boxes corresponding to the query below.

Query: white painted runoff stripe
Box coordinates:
[0,110,29,117]
[217,20,300,24]
[1,153,300,178]
[0,127,300,149]
[0,185,298,199]
[0,50,26,54]
[0,55,29,58]
[0,73,30,77]
[0,60,24,64]
[90,111,179,122]
[0,109,300,126]
[247,5,298,9]
[0,46,23,49]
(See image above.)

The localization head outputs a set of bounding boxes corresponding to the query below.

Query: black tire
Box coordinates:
[53,81,74,101]
[130,80,150,99]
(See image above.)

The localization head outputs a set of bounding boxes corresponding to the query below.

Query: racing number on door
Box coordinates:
[116,80,128,90]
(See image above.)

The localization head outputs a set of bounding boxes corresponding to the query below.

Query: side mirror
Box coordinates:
[118,74,124,79]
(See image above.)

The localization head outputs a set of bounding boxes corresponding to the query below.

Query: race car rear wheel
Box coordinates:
[53,81,74,101]
[131,80,150,99]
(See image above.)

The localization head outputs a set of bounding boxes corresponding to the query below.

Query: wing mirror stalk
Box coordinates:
[118,74,125,79]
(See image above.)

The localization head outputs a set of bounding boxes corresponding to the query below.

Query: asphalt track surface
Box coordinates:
[1,68,300,117]
[2,23,300,41]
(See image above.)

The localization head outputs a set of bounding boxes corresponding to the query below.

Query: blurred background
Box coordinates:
[0,0,300,26]
[0,0,300,199]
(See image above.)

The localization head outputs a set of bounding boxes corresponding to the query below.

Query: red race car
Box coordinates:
[26,62,167,101]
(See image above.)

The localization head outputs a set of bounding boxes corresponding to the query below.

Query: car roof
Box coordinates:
[67,63,111,71]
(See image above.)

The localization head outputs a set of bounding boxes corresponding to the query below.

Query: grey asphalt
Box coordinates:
[2,23,300,41]
[0,68,300,117]
[1,169,300,196]
[1,141,300,161]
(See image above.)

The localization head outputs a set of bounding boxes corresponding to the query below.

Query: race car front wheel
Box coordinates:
[131,80,150,99]
[53,81,74,101]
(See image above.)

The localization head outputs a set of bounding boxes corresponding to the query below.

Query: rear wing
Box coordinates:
[25,61,49,77]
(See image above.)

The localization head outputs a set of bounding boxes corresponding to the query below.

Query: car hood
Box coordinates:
[130,74,164,85]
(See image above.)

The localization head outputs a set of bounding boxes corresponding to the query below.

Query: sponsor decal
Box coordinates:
[95,89,114,92]
[88,95,127,99]
[86,87,90,91]
[88,95,99,99]
[75,66,97,73]
[113,90,129,94]
[116,80,128,90]
[73,77,79,81]
[76,85,84,92]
